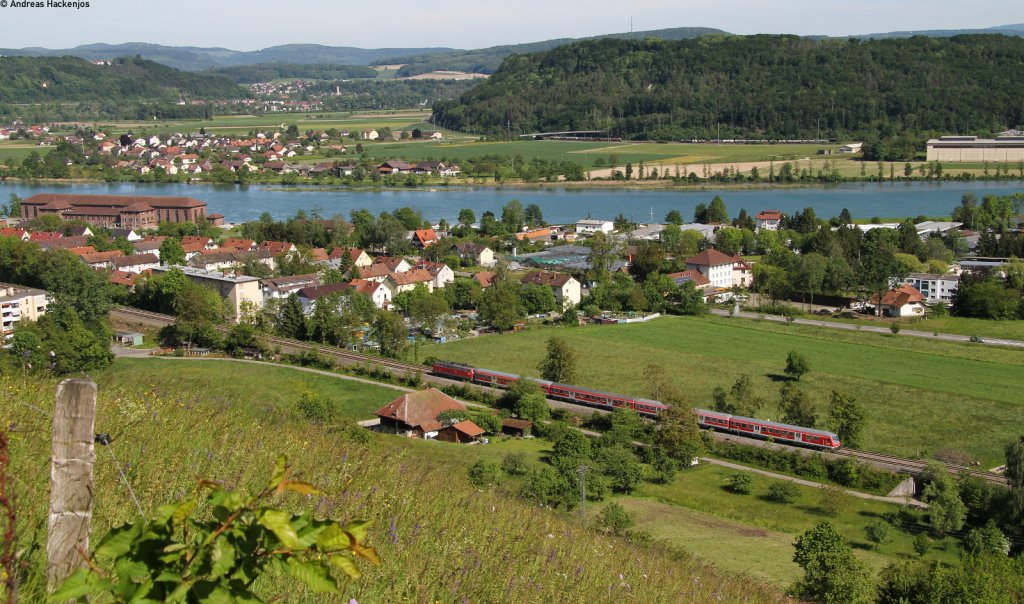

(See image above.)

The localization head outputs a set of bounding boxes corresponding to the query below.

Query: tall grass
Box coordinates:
[1,372,786,603]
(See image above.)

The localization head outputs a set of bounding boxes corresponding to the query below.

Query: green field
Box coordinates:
[0,143,41,162]
[425,316,1024,466]
[97,357,402,419]
[623,464,957,585]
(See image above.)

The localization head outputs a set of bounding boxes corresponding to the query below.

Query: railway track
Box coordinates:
[110,306,1008,485]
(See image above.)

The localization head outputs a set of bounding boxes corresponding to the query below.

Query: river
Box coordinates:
[2,180,1022,224]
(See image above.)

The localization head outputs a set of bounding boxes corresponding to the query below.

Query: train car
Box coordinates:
[632,397,671,418]
[431,360,475,381]
[545,381,633,411]
[730,415,840,450]
[695,408,733,429]
[472,367,522,388]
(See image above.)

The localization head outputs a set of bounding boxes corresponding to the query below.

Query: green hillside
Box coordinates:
[206,63,379,82]
[2,363,786,602]
[431,34,1024,140]
[0,55,245,103]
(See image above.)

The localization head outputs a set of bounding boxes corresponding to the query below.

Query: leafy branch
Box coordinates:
[50,455,379,602]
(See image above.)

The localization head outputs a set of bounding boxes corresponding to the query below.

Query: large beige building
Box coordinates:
[151,266,262,321]
[926,135,1024,162]
[0,283,49,341]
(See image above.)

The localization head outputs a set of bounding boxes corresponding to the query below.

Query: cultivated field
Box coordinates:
[425,315,1024,466]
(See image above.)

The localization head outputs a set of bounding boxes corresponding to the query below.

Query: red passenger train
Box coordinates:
[431,360,670,418]
[431,361,840,450]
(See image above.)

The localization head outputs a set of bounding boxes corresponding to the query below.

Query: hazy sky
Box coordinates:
[2,0,1020,50]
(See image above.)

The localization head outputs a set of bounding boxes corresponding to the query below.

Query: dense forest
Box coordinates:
[316,79,477,111]
[382,27,726,77]
[431,35,1024,141]
[0,56,244,103]
[206,63,378,82]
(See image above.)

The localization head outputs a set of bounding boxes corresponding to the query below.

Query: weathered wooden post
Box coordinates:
[46,379,97,592]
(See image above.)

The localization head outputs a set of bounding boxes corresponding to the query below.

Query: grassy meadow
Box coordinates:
[425,315,1024,466]
[1,362,788,603]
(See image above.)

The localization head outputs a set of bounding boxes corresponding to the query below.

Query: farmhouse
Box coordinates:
[374,388,466,439]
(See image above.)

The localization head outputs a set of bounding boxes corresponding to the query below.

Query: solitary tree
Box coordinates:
[793,522,874,604]
[596,502,636,536]
[827,390,865,448]
[784,350,810,381]
[538,336,578,383]
[779,382,816,427]
[865,520,893,549]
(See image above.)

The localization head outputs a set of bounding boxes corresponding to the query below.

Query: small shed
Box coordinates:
[186,347,211,357]
[437,420,485,444]
[114,331,143,346]
[501,418,534,437]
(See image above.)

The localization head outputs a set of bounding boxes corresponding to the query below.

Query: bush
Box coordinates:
[728,473,753,494]
[468,459,504,487]
[765,480,800,503]
[501,452,529,476]
[890,322,901,335]
[596,502,636,536]
[296,391,333,424]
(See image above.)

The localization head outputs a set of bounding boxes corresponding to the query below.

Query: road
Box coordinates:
[709,308,1024,348]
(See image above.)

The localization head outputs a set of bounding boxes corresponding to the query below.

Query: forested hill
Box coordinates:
[430,34,1024,141]
[0,56,245,103]
[205,63,378,83]
[381,27,726,77]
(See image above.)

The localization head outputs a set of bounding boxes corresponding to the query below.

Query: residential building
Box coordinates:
[452,242,495,267]
[415,261,455,289]
[374,388,466,439]
[873,284,926,317]
[0,283,48,341]
[329,247,372,269]
[755,210,783,232]
[905,273,960,304]
[521,271,582,309]
[575,219,614,235]
[386,268,436,295]
[349,279,392,309]
[261,273,321,301]
[295,282,349,313]
[683,249,741,289]
[189,250,274,272]
[473,271,496,289]
[151,266,263,320]
[733,257,752,288]
[412,228,439,249]
[111,253,160,274]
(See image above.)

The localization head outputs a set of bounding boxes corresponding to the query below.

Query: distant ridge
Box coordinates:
[1,24,1022,73]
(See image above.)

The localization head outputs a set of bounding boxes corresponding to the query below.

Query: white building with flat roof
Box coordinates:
[905,273,959,304]
[0,283,48,341]
[575,219,614,235]
[926,135,1024,162]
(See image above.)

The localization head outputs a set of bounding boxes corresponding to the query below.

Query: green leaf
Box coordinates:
[171,498,197,528]
[316,524,351,551]
[95,522,142,559]
[269,454,288,492]
[154,570,183,583]
[328,554,361,580]
[344,520,371,545]
[257,509,300,549]
[210,537,236,579]
[286,558,340,594]
[48,569,100,602]
[152,504,178,527]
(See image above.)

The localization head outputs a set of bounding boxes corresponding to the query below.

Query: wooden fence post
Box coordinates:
[46,379,97,592]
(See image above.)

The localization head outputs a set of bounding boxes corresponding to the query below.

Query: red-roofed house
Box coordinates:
[329,247,372,268]
[0,228,28,241]
[109,270,139,289]
[437,420,485,444]
[473,271,496,289]
[755,210,783,231]
[873,284,926,318]
[372,256,411,273]
[221,238,257,252]
[684,249,742,289]
[374,388,466,439]
[414,260,455,289]
[521,271,582,309]
[28,231,63,242]
[412,228,438,249]
[385,268,435,294]
[259,241,297,257]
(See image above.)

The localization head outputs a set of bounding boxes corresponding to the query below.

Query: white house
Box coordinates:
[683,248,741,289]
[521,271,582,309]
[261,273,321,302]
[755,210,783,232]
[452,242,495,267]
[838,142,863,154]
[873,284,926,317]
[415,261,455,289]
[905,273,960,304]
[385,268,435,295]
[111,253,161,274]
[350,279,392,309]
[361,129,379,140]
[575,219,614,236]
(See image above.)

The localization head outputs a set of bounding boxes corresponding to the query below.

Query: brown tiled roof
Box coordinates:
[522,271,574,288]
[667,269,710,287]
[112,253,159,269]
[448,420,485,438]
[473,271,496,288]
[683,248,737,267]
[109,270,138,286]
[372,256,407,270]
[515,228,551,241]
[874,284,925,307]
[362,263,393,279]
[259,241,294,255]
[310,248,329,262]
[374,389,465,433]
[80,250,125,264]
[23,193,205,209]
[756,210,783,220]
[502,418,533,430]
[413,228,438,245]
[389,268,433,286]
[297,282,349,301]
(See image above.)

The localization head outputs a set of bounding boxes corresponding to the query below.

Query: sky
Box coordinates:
[1,0,1020,51]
